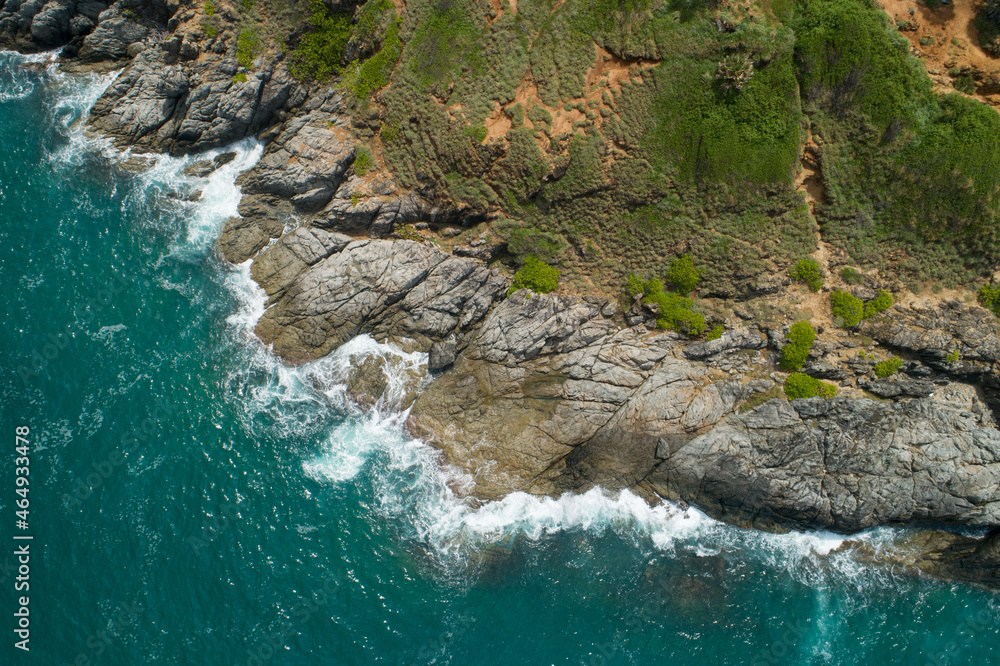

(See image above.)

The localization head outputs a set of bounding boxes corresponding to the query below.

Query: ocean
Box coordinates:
[0,50,997,666]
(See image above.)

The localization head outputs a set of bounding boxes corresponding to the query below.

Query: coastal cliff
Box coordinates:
[6,0,1000,589]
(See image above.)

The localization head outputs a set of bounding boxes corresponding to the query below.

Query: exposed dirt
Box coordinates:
[878,0,1000,105]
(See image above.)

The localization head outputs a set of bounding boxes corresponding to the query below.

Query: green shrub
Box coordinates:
[954,75,977,95]
[203,21,219,38]
[236,27,260,70]
[626,273,646,297]
[465,125,488,143]
[830,290,864,328]
[945,349,961,363]
[779,320,816,371]
[509,255,560,296]
[784,372,838,399]
[289,0,352,81]
[863,289,894,317]
[352,21,402,98]
[204,0,215,16]
[789,257,824,292]
[874,356,904,378]
[232,73,248,83]
[979,284,1000,315]
[666,255,700,294]
[629,276,706,336]
[919,36,935,46]
[707,324,725,341]
[504,227,567,264]
[840,267,864,285]
[353,146,374,176]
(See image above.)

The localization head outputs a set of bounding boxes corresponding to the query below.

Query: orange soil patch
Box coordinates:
[878,0,1000,105]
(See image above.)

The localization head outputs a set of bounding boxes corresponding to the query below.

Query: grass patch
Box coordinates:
[739,385,784,413]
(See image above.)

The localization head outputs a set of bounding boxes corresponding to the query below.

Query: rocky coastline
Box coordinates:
[5,0,1000,590]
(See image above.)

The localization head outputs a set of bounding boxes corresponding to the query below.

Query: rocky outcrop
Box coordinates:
[253,238,507,363]
[649,397,1000,532]
[407,299,778,500]
[0,0,110,51]
[88,45,305,154]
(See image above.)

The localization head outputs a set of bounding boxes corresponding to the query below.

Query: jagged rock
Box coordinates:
[408,293,776,500]
[860,301,1000,366]
[804,360,847,380]
[254,239,507,363]
[88,47,305,154]
[428,338,456,371]
[250,226,352,301]
[683,327,766,359]
[76,15,148,62]
[649,397,1000,533]
[860,377,936,398]
[216,194,295,264]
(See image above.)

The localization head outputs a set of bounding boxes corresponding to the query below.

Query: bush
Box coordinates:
[874,356,904,378]
[666,255,699,294]
[840,267,864,285]
[505,227,567,264]
[784,373,838,399]
[236,28,260,70]
[630,276,706,336]
[779,320,816,371]
[352,21,402,98]
[830,290,864,328]
[945,349,960,363]
[465,125,488,143]
[232,73,248,83]
[353,146,374,176]
[707,324,725,341]
[789,257,824,292]
[626,273,646,297]
[979,284,1000,314]
[509,255,559,296]
[863,290,894,318]
[289,0,352,81]
[204,0,215,16]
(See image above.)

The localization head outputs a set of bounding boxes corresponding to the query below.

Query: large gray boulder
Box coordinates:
[253,238,507,363]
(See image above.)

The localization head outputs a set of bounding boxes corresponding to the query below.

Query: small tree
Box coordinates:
[779,321,816,371]
[830,290,864,328]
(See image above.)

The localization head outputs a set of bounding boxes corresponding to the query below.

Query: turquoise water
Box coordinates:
[0,50,997,666]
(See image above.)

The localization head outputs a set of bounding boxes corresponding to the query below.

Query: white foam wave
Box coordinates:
[27,49,919,593]
[0,49,58,101]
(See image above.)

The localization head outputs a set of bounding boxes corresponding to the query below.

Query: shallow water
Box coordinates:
[0,51,997,666]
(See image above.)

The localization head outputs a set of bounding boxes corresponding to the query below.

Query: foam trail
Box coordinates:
[0,49,58,102]
[28,49,910,593]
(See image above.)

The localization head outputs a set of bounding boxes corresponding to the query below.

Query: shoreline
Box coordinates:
[3,25,1000,590]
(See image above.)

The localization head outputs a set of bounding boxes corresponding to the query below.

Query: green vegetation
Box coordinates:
[830,290,864,328]
[349,20,403,98]
[863,289,893,318]
[666,255,699,295]
[979,284,1000,315]
[499,224,568,264]
[945,349,961,363]
[353,146,374,176]
[204,0,215,16]
[707,324,725,341]
[236,27,260,69]
[840,267,864,285]
[789,257,823,292]
[628,275,707,336]
[874,356,904,378]
[779,320,816,371]
[203,21,219,38]
[233,72,248,83]
[784,372,838,399]
[509,255,560,295]
[289,0,352,80]
[739,385,784,412]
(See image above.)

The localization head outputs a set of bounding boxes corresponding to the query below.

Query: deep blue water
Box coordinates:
[0,50,997,666]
